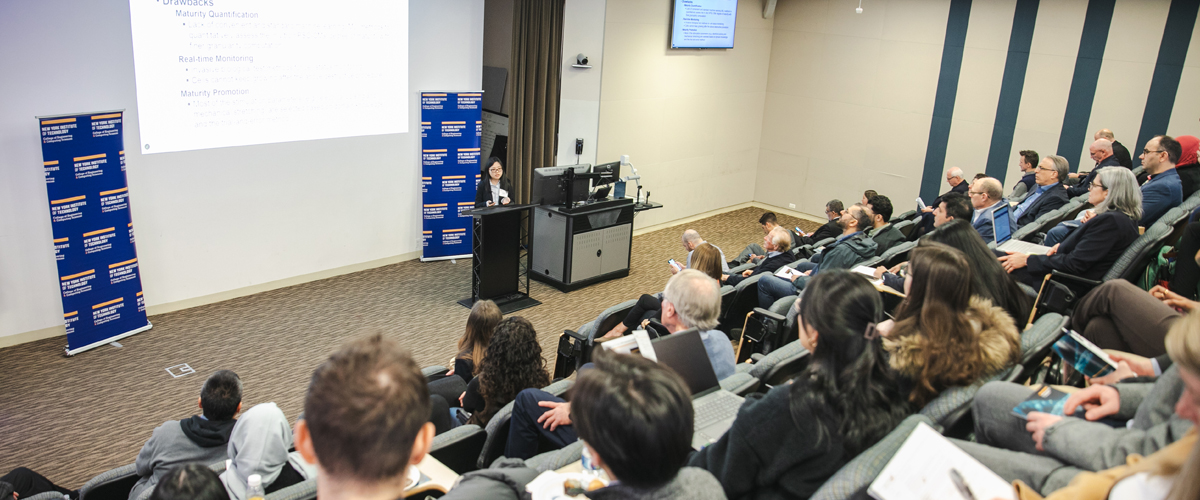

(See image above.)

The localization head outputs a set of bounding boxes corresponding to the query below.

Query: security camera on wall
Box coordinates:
[576,53,588,65]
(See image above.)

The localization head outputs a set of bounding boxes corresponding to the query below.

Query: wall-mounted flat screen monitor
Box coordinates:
[670,0,738,49]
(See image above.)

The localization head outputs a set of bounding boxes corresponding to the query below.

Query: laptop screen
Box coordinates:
[992,203,1012,245]
[650,329,720,396]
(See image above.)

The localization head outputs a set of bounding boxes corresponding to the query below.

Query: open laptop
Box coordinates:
[992,203,1051,255]
[651,329,745,450]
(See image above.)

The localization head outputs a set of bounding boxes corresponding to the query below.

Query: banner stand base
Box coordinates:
[420,254,472,263]
[64,322,153,357]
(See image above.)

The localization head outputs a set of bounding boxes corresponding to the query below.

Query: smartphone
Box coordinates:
[667,258,681,270]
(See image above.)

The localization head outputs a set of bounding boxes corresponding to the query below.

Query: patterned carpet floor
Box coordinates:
[0,205,821,488]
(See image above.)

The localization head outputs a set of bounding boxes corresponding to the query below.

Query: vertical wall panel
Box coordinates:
[1136,0,1200,161]
[1056,0,1116,172]
[985,0,1039,182]
[920,0,973,202]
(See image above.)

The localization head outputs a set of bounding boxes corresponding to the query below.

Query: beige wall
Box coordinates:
[754,0,951,216]
[595,0,774,228]
[484,0,514,115]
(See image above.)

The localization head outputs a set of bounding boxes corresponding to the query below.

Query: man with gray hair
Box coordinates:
[500,269,734,460]
[918,167,969,233]
[1014,156,1070,230]
[723,226,795,287]
[969,177,1005,240]
[677,229,729,274]
[1067,139,1120,197]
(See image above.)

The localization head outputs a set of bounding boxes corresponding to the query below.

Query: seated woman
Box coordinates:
[448,299,501,384]
[600,243,723,339]
[876,219,1032,325]
[1000,167,1142,294]
[1068,273,1200,359]
[1012,309,1200,500]
[474,156,513,208]
[219,403,313,500]
[880,242,1021,407]
[462,316,550,427]
[689,270,913,498]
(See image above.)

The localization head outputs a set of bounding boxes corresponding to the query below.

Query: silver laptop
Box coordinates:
[651,329,744,450]
[993,203,1051,255]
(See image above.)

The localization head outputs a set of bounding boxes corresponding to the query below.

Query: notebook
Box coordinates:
[993,203,1051,255]
[869,422,1015,500]
[651,330,745,450]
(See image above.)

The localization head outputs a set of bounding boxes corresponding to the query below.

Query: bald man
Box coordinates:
[1067,139,1121,197]
[969,177,1005,241]
[1095,129,1133,170]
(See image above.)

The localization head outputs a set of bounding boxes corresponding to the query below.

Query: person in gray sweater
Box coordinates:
[129,370,243,500]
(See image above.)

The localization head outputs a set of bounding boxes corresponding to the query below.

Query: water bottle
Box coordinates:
[247,474,266,500]
[580,442,609,482]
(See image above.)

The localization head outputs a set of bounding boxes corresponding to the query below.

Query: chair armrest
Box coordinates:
[1049,269,1102,288]
[563,329,588,342]
[422,365,450,379]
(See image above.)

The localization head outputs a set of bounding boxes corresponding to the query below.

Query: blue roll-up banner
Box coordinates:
[420,91,483,261]
[38,111,152,356]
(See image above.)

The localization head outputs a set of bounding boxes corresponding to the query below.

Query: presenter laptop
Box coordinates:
[651,329,745,450]
[992,203,1051,255]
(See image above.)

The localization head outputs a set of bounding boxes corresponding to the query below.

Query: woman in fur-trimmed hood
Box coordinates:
[879,242,1021,407]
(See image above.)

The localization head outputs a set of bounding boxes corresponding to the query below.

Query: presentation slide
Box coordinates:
[128,0,409,154]
[670,0,738,49]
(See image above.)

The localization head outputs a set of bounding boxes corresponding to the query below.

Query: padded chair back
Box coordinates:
[893,209,918,222]
[79,463,139,500]
[23,494,70,500]
[576,299,638,342]
[265,478,318,500]
[718,274,765,333]
[1011,204,1066,242]
[809,414,936,500]
[729,261,756,274]
[879,240,916,269]
[748,340,810,386]
[1101,221,1172,283]
[855,255,883,269]
[918,368,1011,438]
[891,219,916,239]
[477,380,574,469]
[430,424,488,474]
[1005,313,1067,384]
[1061,201,1093,221]
[810,237,836,251]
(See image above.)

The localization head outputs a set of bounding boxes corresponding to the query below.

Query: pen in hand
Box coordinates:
[950,467,977,500]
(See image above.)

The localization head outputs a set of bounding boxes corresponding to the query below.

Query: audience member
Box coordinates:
[878,243,1020,407]
[220,403,312,500]
[1070,279,1193,359]
[572,353,725,499]
[918,167,969,232]
[603,243,724,339]
[1140,135,1184,227]
[1001,167,1142,295]
[1096,128,1134,170]
[955,309,1200,497]
[150,464,230,500]
[293,333,434,500]
[797,200,845,246]
[861,189,877,206]
[0,468,75,499]
[1013,155,1070,230]
[968,177,1005,240]
[691,270,912,498]
[933,192,972,228]
[462,317,550,427]
[504,269,734,460]
[129,370,243,500]
[448,299,500,384]
[1174,135,1199,199]
[722,226,795,287]
[866,194,904,255]
[1169,219,1200,300]
[679,229,729,274]
[757,203,876,306]
[1066,139,1120,196]
[1011,150,1040,200]
[729,212,797,266]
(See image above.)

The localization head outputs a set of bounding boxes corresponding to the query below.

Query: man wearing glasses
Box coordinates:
[1138,135,1183,227]
[1067,139,1121,197]
[1013,156,1070,230]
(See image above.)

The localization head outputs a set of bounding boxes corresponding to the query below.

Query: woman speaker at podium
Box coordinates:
[474,156,513,208]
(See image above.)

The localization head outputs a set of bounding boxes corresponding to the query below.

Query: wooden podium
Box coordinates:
[458,204,540,314]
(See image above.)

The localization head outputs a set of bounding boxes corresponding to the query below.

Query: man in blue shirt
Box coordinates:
[1013,156,1070,230]
[1139,135,1184,227]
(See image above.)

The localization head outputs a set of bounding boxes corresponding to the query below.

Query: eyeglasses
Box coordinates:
[488,167,503,172]
[1144,149,1165,155]
[1035,165,1055,172]
[1090,183,1106,190]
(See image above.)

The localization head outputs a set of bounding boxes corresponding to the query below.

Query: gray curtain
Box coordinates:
[507,0,564,204]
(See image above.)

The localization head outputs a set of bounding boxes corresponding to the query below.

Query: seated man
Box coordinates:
[129,370,243,500]
[1013,156,1070,230]
[757,203,877,307]
[293,333,435,500]
[149,464,229,500]
[797,199,846,247]
[952,314,1196,496]
[676,229,729,274]
[729,212,798,266]
[866,194,904,256]
[504,269,734,460]
[1010,150,1039,201]
[917,167,969,233]
[969,177,1005,241]
[722,227,794,287]
[1065,139,1121,197]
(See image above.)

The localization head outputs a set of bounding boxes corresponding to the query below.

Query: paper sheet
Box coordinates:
[869,423,1014,500]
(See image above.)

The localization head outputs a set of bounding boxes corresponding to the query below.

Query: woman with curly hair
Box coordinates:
[881,242,1021,407]
[461,316,550,426]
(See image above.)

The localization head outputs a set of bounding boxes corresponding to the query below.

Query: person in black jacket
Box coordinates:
[1001,167,1142,295]
[690,270,912,499]
[474,156,513,208]
[1013,155,1071,230]
[1066,139,1121,197]
[1095,128,1133,170]
[797,200,845,246]
[723,227,795,287]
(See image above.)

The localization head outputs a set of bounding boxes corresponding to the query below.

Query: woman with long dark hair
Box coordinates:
[883,242,1020,407]
[450,299,501,383]
[474,156,513,208]
[925,219,1032,325]
[463,316,550,426]
[690,270,912,498]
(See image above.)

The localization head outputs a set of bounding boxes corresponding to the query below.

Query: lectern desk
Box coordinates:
[458,204,540,314]
[531,198,635,292]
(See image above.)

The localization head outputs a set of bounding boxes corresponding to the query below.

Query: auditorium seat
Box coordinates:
[430,423,488,474]
[891,218,916,239]
[878,240,916,269]
[893,209,918,222]
[746,340,810,388]
[264,478,316,500]
[477,379,574,469]
[809,414,936,500]
[524,440,585,473]
[78,463,138,500]
[23,493,68,500]
[1005,313,1068,385]
[717,274,765,335]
